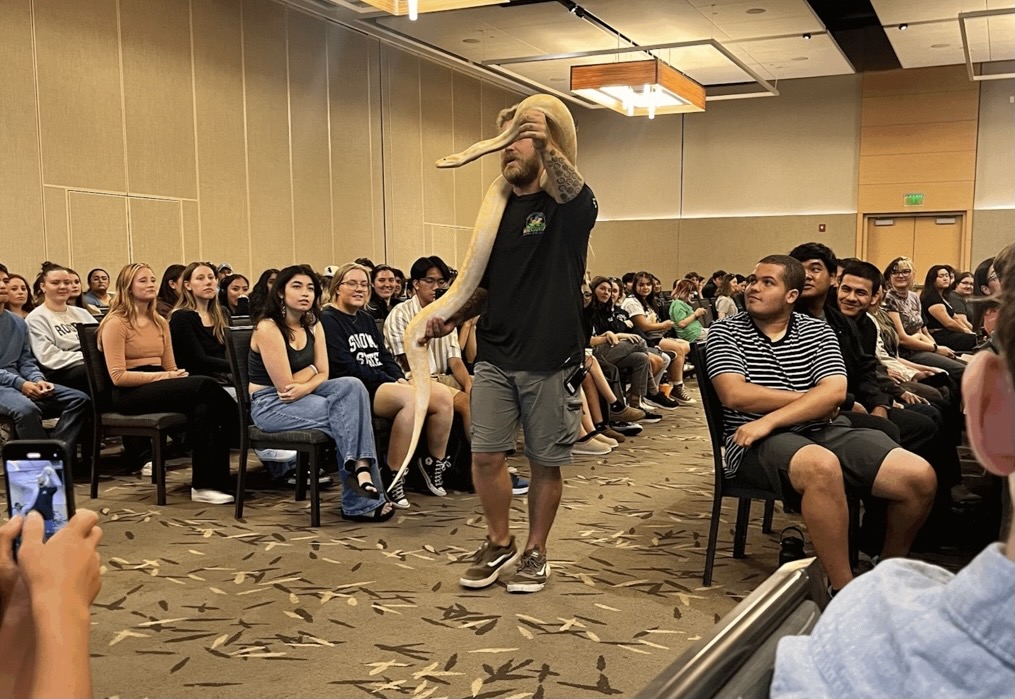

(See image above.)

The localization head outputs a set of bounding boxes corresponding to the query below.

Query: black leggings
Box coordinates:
[113,376,236,491]
[45,364,90,396]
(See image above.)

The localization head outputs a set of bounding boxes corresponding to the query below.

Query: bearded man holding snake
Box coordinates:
[424,103,596,594]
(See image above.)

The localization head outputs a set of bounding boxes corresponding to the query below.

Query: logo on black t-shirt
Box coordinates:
[522,212,546,236]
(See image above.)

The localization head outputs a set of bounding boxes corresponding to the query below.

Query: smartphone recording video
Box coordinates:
[3,440,74,544]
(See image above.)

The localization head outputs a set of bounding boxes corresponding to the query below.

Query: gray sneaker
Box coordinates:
[459,536,520,589]
[506,548,550,593]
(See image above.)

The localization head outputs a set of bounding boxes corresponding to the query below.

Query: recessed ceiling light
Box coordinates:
[746,7,766,14]
[791,56,809,61]
[930,43,950,48]
[462,38,481,43]
[802,33,812,40]
[898,23,908,30]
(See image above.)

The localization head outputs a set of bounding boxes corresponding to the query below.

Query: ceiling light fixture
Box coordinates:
[359,0,506,19]
[570,58,705,117]
[898,23,908,30]
[802,32,812,40]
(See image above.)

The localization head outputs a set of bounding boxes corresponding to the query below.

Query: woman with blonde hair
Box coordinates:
[98,263,237,504]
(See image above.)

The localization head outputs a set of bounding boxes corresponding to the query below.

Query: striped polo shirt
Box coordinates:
[704,311,847,476]
[383,295,462,378]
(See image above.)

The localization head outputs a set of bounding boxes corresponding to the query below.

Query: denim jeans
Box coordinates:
[250,378,383,516]
[0,383,89,456]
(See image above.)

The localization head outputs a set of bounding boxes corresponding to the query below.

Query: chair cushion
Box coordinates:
[249,426,331,444]
[102,412,188,430]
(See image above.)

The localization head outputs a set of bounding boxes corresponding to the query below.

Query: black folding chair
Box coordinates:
[640,558,830,699]
[224,327,332,527]
[692,342,778,586]
[77,324,187,505]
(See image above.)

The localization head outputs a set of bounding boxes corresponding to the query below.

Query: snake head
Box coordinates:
[435,154,462,168]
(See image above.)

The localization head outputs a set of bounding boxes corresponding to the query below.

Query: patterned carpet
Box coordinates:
[78,384,800,699]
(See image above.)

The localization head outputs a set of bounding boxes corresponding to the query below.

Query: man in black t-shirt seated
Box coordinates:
[705,255,936,593]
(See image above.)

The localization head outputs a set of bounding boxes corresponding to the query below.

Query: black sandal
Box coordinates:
[345,464,381,500]
[341,501,395,523]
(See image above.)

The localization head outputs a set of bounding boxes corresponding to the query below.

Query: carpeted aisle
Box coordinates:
[83,386,797,699]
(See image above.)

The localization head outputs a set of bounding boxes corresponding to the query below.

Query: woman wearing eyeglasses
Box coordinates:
[321,262,454,510]
[882,257,965,379]
[921,265,977,352]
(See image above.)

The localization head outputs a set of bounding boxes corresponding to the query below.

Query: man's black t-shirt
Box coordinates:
[476,183,597,371]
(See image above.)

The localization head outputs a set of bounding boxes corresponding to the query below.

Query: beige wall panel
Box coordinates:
[34,0,125,191]
[861,91,980,127]
[43,187,70,265]
[0,0,46,273]
[679,215,856,277]
[244,0,294,273]
[287,10,332,268]
[381,46,424,267]
[181,200,200,262]
[420,61,456,227]
[452,74,483,230]
[858,151,977,185]
[587,220,680,284]
[129,198,183,273]
[329,27,383,264]
[859,181,974,214]
[455,226,473,268]
[974,79,1015,208]
[192,0,249,271]
[862,66,977,97]
[971,209,1015,264]
[683,75,861,217]
[479,83,520,191]
[860,121,978,157]
[580,107,682,220]
[119,0,197,199]
[67,192,129,272]
[428,224,459,268]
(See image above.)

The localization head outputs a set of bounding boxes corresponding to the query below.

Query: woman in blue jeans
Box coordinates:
[248,265,393,522]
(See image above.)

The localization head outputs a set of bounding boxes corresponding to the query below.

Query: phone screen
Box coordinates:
[4,453,71,542]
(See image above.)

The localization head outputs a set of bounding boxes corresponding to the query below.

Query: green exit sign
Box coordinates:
[904,193,925,206]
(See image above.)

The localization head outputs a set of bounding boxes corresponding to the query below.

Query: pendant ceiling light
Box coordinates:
[359,0,506,20]
[571,58,706,118]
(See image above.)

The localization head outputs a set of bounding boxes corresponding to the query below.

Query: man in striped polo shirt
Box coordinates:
[705,255,936,593]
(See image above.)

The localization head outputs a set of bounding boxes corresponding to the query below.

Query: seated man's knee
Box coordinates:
[790,447,842,491]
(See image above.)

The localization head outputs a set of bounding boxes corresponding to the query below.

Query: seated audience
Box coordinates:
[247,268,278,320]
[882,257,965,379]
[706,254,935,594]
[218,273,250,318]
[972,256,1000,338]
[623,272,691,407]
[98,263,236,504]
[701,269,727,301]
[322,262,453,507]
[669,279,708,343]
[0,264,90,464]
[82,268,113,310]
[364,264,401,327]
[391,268,407,301]
[384,256,472,448]
[169,262,300,484]
[155,263,185,318]
[5,274,33,319]
[921,265,977,352]
[26,262,97,395]
[948,270,975,327]
[713,274,739,320]
[216,262,232,282]
[65,267,99,315]
[770,243,1015,699]
[0,509,103,698]
[248,264,392,522]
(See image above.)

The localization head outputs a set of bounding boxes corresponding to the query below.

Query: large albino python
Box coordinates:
[388,94,578,494]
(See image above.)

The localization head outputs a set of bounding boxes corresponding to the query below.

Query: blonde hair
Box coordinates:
[98,263,168,346]
[328,263,373,306]
[171,261,228,343]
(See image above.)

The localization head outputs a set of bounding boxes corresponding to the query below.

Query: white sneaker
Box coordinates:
[255,448,298,463]
[191,488,235,505]
[573,438,612,456]
[141,461,153,477]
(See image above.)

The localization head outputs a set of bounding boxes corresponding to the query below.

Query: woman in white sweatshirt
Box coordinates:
[26,263,97,395]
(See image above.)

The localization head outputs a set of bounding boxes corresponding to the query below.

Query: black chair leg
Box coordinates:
[762,499,775,534]
[733,499,751,558]
[309,448,321,528]
[90,421,101,499]
[235,436,249,519]
[703,494,725,586]
[154,432,167,506]
[295,452,308,502]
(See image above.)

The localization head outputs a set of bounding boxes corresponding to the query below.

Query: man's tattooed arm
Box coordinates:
[539,144,585,204]
[447,288,488,327]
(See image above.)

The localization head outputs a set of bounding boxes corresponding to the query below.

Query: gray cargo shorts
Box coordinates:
[470,361,582,466]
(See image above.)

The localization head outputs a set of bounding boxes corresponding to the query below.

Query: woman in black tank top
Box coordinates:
[248,265,393,522]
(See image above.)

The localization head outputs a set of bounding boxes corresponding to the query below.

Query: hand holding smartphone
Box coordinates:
[2,440,75,555]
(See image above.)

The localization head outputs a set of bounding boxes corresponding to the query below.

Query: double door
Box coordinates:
[865,214,964,279]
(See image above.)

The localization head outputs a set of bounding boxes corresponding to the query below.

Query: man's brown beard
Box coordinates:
[502,155,540,188]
